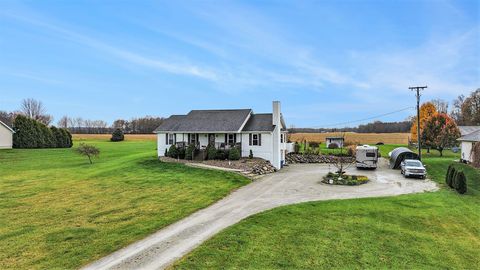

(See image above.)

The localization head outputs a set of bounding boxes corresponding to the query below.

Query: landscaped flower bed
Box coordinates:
[322,172,369,185]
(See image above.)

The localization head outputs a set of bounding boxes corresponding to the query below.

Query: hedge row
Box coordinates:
[445,164,467,194]
[13,115,73,148]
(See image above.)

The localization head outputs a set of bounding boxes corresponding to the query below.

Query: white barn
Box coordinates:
[458,126,480,163]
[154,101,289,169]
[0,120,14,149]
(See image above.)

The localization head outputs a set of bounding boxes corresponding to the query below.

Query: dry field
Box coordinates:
[73,134,156,141]
[289,132,410,145]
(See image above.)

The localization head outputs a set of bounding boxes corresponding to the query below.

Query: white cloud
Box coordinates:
[1,11,220,81]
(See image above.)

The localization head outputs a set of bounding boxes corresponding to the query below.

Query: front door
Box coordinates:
[208,134,215,146]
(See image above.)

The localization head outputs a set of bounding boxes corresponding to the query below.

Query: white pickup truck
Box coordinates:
[400,159,427,179]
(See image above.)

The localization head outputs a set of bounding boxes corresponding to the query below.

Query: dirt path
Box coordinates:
[83,159,437,270]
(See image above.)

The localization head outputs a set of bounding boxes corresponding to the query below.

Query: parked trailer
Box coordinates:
[356,145,379,169]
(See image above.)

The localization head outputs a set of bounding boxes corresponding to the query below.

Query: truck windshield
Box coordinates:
[405,161,421,167]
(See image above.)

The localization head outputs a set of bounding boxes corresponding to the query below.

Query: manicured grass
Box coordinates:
[173,146,480,269]
[0,139,249,269]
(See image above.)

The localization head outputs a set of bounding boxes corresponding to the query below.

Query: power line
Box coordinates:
[311,106,415,128]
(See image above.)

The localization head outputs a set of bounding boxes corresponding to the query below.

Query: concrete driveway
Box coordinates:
[83,159,437,270]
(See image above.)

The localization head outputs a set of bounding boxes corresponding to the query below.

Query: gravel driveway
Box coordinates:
[83,159,437,270]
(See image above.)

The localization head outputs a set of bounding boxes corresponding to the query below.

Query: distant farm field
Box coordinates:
[289,132,410,145]
[73,134,156,141]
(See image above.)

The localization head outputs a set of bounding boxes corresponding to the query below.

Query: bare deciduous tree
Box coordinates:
[431,99,449,113]
[57,116,70,129]
[20,98,53,125]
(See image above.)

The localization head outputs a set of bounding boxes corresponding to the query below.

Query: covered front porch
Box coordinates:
[168,132,242,150]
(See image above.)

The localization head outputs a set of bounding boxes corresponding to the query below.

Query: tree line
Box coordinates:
[288,121,412,133]
[289,88,479,134]
[0,98,165,134]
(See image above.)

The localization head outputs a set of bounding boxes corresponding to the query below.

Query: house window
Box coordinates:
[228,134,235,144]
[167,133,175,145]
[189,133,197,144]
[249,133,261,146]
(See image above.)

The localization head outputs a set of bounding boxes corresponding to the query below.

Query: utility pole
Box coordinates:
[409,86,427,161]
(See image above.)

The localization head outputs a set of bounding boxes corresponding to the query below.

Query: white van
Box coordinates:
[356,145,379,169]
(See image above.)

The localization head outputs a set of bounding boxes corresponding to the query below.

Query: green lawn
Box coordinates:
[0,139,249,269]
[173,146,480,269]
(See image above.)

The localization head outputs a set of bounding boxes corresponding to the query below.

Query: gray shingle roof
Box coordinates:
[154,109,252,132]
[242,114,275,132]
[458,130,480,142]
[459,126,480,136]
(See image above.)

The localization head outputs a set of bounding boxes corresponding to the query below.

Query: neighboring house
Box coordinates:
[0,120,14,149]
[154,101,289,169]
[457,126,480,163]
[325,136,344,148]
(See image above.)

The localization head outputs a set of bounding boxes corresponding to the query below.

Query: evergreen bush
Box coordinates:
[110,128,124,142]
[454,171,467,194]
[216,149,226,160]
[168,145,179,158]
[249,149,254,159]
[207,144,217,160]
[178,147,186,159]
[228,147,241,160]
[446,165,454,187]
[185,144,196,160]
[12,115,71,148]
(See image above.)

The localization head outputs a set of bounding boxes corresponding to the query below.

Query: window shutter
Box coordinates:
[174,134,176,144]
[188,134,190,143]
[259,134,261,146]
[165,133,168,144]
[234,134,237,143]
[225,134,228,144]
[249,134,252,146]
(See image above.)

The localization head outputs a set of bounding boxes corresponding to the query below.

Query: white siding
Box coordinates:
[157,130,286,169]
[241,133,274,164]
[157,133,168,157]
[0,124,13,149]
[461,141,474,162]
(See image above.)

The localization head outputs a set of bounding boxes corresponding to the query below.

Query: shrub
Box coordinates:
[294,143,300,153]
[328,143,339,149]
[13,115,71,148]
[216,149,227,160]
[229,147,241,160]
[168,145,179,158]
[110,128,124,142]
[178,147,186,159]
[62,128,73,148]
[454,171,467,194]
[249,149,254,159]
[75,143,100,164]
[207,144,217,160]
[185,144,196,160]
[346,146,356,157]
[445,164,454,187]
[448,166,457,188]
[309,142,320,148]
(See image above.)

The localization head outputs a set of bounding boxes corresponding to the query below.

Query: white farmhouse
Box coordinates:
[154,101,289,169]
[457,126,480,163]
[0,120,14,149]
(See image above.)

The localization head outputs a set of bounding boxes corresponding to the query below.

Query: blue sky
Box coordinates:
[0,0,478,128]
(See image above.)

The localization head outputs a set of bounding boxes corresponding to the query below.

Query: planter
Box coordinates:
[322,172,369,186]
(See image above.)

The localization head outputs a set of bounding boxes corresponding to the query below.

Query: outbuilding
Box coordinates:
[388,147,419,169]
[0,120,14,149]
[325,136,344,148]
[457,129,480,163]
